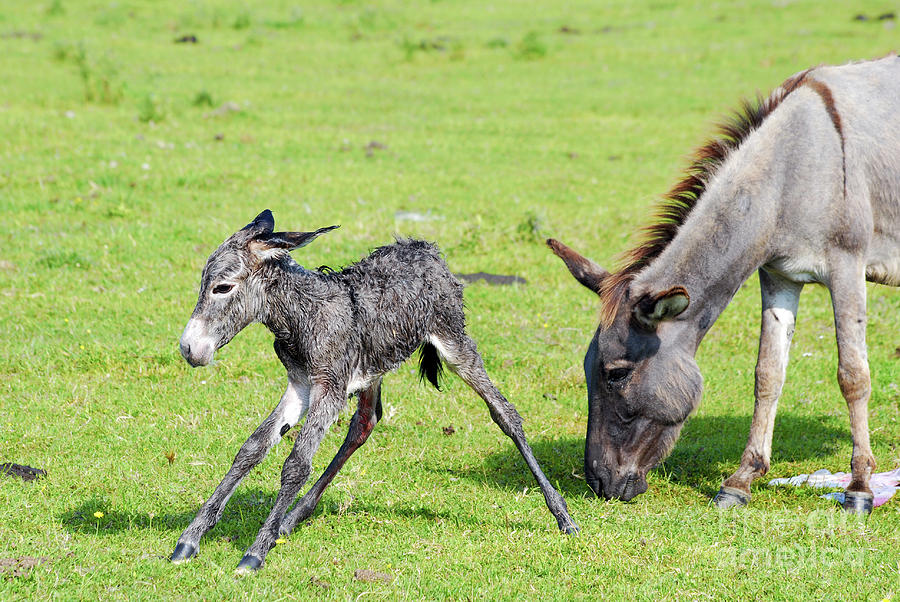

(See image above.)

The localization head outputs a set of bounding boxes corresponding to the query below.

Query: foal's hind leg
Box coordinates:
[170,377,310,563]
[716,270,802,509]
[431,333,579,534]
[829,259,876,514]
[278,379,382,537]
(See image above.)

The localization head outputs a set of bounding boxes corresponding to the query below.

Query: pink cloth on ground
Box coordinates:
[767,467,900,507]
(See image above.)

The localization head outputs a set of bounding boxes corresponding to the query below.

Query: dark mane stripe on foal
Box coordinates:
[598,68,813,327]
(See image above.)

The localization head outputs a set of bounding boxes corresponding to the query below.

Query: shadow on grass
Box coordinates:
[661,412,847,496]
[57,413,849,545]
[453,412,848,500]
[57,488,493,549]
[58,489,280,552]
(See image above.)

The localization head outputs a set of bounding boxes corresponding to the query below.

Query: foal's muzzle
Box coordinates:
[179,318,215,367]
[179,340,211,367]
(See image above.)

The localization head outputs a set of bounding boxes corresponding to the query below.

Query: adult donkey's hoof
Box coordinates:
[713,486,750,509]
[841,491,873,515]
[235,554,263,574]
[170,543,197,563]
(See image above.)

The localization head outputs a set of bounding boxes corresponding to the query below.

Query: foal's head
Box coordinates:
[179,210,338,367]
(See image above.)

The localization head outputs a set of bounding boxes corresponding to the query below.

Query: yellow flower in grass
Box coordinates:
[274,538,286,545]
[93,511,104,518]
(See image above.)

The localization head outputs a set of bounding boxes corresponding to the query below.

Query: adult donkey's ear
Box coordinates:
[242,209,276,237]
[546,238,610,294]
[632,286,690,331]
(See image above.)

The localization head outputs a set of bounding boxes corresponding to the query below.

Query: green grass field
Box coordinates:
[2,0,899,598]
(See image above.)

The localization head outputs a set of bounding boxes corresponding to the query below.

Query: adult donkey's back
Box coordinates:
[550,56,900,513]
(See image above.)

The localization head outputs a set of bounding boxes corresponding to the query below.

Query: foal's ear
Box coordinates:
[241,209,276,237]
[546,238,610,294]
[632,286,690,331]
[249,225,340,257]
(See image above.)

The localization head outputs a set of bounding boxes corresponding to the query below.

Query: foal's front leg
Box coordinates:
[170,378,310,563]
[279,379,382,537]
[715,269,802,508]
[236,383,345,572]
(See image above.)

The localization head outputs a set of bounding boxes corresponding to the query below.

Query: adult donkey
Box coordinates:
[549,56,899,513]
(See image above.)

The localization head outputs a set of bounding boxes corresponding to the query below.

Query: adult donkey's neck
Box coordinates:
[630,90,827,348]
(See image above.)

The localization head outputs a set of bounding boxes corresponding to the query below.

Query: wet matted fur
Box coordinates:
[172,210,578,572]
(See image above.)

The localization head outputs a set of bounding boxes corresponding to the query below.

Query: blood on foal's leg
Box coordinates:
[237,387,344,572]
[278,381,381,537]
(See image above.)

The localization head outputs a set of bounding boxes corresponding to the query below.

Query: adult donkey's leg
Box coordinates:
[170,378,310,563]
[829,259,876,514]
[237,383,345,572]
[432,333,579,535]
[716,270,802,508]
[278,379,382,537]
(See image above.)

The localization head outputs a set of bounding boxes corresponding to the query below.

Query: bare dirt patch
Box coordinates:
[354,568,393,584]
[0,557,47,579]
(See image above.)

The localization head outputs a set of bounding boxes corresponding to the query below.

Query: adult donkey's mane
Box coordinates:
[598,67,819,326]
[553,54,899,511]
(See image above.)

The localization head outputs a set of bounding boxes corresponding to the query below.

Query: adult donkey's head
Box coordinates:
[180,210,337,367]
[547,239,702,501]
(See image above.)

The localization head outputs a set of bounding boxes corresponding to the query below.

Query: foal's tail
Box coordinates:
[418,343,444,391]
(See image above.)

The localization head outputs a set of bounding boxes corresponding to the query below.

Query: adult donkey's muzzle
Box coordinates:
[604,472,648,501]
[587,464,648,501]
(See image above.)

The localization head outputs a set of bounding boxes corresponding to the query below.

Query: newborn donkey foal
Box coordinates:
[172,210,578,572]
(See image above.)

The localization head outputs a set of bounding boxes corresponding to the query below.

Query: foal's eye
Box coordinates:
[606,367,632,386]
[212,283,235,295]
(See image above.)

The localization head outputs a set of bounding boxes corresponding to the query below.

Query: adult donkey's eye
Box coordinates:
[212,283,235,295]
[607,367,631,385]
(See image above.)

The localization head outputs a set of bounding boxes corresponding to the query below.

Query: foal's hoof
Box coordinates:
[841,491,874,515]
[170,543,197,563]
[556,513,580,535]
[562,523,580,536]
[713,486,750,509]
[235,554,263,574]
